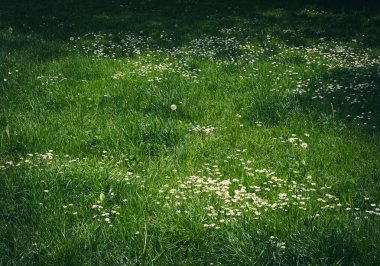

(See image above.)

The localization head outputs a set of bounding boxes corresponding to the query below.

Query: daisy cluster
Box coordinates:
[112,55,199,83]
[156,147,379,229]
[1,147,379,230]
[37,74,67,86]
[189,125,216,135]
[92,194,121,227]
[272,133,309,149]
[70,32,150,58]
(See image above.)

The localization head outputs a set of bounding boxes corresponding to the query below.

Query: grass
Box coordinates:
[1,0,380,265]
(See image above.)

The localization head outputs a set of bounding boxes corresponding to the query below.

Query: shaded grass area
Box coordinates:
[1,0,380,265]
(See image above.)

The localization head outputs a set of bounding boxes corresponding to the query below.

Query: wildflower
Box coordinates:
[170,104,177,111]
[300,142,308,148]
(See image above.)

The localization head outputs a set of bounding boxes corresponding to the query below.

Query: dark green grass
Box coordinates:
[1,0,380,265]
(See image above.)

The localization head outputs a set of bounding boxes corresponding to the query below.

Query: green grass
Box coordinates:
[1,0,380,265]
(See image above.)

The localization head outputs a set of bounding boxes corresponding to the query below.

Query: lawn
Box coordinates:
[1,0,380,265]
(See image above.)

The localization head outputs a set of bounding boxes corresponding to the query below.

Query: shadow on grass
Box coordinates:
[243,63,380,131]
[297,64,380,130]
[1,0,380,47]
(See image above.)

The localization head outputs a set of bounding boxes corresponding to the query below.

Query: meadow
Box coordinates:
[1,0,380,264]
